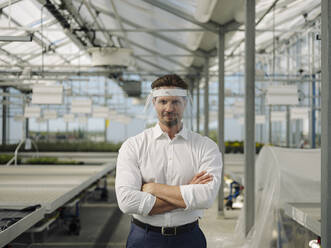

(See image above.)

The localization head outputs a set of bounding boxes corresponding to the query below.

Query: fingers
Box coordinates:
[189,171,213,184]
[195,170,207,178]
[199,174,212,181]
[190,171,205,182]
[199,176,213,184]
[195,174,213,184]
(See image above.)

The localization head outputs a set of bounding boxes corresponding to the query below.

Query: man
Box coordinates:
[115,74,222,248]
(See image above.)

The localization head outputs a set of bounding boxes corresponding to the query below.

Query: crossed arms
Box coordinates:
[142,171,213,215]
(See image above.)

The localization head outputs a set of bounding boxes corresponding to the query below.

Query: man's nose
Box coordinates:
[165,102,174,112]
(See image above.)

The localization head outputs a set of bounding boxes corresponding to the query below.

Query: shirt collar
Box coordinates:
[153,123,188,140]
[153,123,164,140]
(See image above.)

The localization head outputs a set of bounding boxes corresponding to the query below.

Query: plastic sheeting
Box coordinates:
[226,146,320,247]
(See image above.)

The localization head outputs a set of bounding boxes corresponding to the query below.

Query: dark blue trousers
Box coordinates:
[126,222,207,248]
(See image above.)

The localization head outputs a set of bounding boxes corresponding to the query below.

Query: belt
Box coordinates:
[132,218,198,236]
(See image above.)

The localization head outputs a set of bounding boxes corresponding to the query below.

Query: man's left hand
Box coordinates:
[142,182,157,195]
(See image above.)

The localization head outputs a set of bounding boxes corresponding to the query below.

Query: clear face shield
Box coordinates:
[144,87,193,130]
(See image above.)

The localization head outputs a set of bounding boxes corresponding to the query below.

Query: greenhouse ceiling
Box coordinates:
[0,0,321,91]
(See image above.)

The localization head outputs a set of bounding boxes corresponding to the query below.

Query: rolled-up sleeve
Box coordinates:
[115,139,156,216]
[180,138,222,210]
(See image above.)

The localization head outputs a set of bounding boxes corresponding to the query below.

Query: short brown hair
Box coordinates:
[151,74,188,89]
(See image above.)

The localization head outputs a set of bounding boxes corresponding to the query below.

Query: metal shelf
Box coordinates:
[284,202,321,236]
[0,207,45,248]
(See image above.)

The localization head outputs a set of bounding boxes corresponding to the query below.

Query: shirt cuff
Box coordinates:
[138,192,156,216]
[180,184,194,211]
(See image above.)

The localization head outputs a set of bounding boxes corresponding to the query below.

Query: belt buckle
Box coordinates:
[161,227,176,236]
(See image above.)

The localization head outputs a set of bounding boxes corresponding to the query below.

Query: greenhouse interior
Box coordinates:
[0,0,330,247]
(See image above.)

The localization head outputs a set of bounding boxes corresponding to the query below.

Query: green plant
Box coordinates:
[0,154,12,164]
[25,157,81,165]
[0,141,122,153]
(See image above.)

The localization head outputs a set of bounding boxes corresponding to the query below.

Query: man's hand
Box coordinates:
[189,170,213,185]
[142,182,157,195]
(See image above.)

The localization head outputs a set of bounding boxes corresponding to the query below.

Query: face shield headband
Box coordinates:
[152,88,187,97]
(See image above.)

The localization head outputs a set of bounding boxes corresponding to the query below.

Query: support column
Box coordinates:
[204,57,209,137]
[321,0,331,246]
[244,0,255,236]
[310,33,316,148]
[2,87,8,145]
[189,76,194,130]
[286,106,290,147]
[310,74,316,148]
[196,77,200,133]
[217,28,225,214]
[286,46,291,147]
[104,78,108,142]
[260,95,265,143]
[268,105,272,144]
[22,95,28,139]
[25,118,29,139]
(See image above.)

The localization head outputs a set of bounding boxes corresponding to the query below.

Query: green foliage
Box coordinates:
[25,157,58,164]
[208,130,264,154]
[0,154,21,164]
[25,157,80,165]
[0,142,122,153]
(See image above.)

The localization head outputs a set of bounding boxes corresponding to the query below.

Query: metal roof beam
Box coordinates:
[132,55,172,73]
[0,12,70,64]
[61,0,98,46]
[0,0,22,9]
[139,0,219,33]
[90,3,209,57]
[208,20,241,57]
[36,0,92,50]
[114,35,188,69]
[99,28,206,33]
[0,69,118,77]
[0,47,28,66]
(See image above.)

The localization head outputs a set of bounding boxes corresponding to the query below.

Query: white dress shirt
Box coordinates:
[115,123,222,227]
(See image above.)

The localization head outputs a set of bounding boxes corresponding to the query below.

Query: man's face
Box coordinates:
[153,94,186,127]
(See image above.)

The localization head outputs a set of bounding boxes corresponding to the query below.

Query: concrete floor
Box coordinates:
[199,200,241,248]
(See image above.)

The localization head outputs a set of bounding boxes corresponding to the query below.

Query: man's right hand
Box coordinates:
[189,171,213,185]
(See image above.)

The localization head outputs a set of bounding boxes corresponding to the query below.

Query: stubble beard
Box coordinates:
[161,118,178,127]
[160,112,179,127]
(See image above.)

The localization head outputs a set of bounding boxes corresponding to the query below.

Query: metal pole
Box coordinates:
[260,95,265,143]
[310,33,316,148]
[217,28,225,214]
[23,96,29,139]
[104,78,108,142]
[196,77,200,133]
[311,74,316,148]
[286,46,291,147]
[268,105,272,144]
[321,1,331,246]
[286,106,290,147]
[189,76,194,130]
[2,87,8,145]
[244,0,255,236]
[204,57,209,137]
[25,118,29,139]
